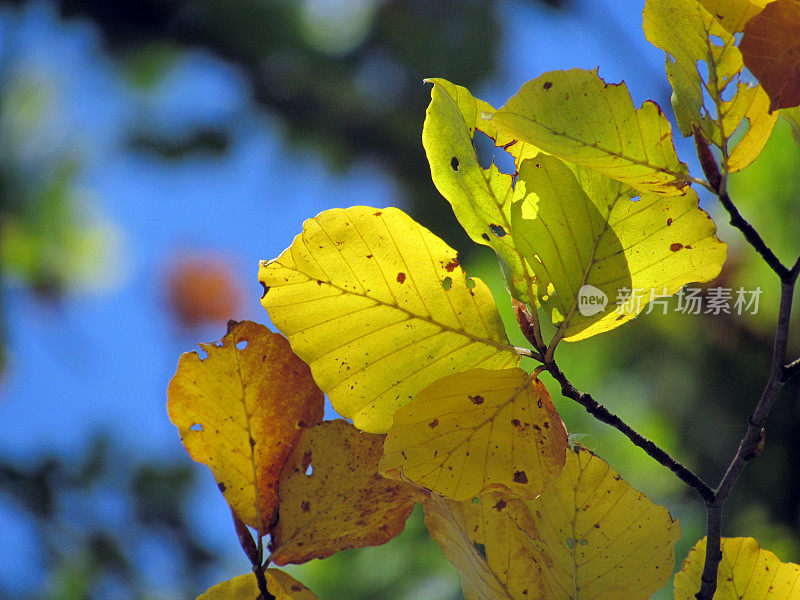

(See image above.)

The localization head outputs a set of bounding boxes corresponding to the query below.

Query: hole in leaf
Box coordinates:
[709,34,725,46]
[720,80,737,102]
[442,277,453,291]
[489,223,507,237]
[305,464,314,476]
[473,129,515,174]
[467,278,476,290]
[196,348,209,360]
[630,195,640,202]
[190,423,204,431]
[450,156,459,171]
[236,340,248,350]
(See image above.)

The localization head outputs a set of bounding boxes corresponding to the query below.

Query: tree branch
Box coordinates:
[716,190,790,280]
[695,276,798,600]
[543,361,716,503]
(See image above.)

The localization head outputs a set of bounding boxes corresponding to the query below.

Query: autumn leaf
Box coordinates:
[697,0,772,33]
[259,206,519,434]
[167,321,324,534]
[741,0,800,111]
[510,155,726,341]
[425,446,681,600]
[381,368,567,500]
[490,68,691,196]
[269,419,428,565]
[674,537,800,599]
[422,78,538,303]
[644,0,777,172]
[196,569,320,600]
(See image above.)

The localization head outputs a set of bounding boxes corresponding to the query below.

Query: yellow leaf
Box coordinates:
[674,537,800,599]
[644,0,777,171]
[381,368,567,500]
[490,69,690,196]
[697,0,772,33]
[259,206,519,434]
[426,446,681,600]
[196,569,320,600]
[422,78,538,302]
[167,321,324,533]
[510,156,726,341]
[270,419,428,565]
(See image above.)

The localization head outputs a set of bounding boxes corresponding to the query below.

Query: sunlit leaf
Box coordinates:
[644,0,777,172]
[674,537,800,599]
[741,0,800,111]
[509,155,726,341]
[167,321,324,533]
[490,69,690,196]
[196,569,320,600]
[422,78,538,303]
[697,0,772,33]
[269,419,427,565]
[381,368,567,500]
[425,446,681,600]
[259,206,519,434]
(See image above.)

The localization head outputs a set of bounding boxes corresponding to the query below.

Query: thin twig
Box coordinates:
[543,361,716,503]
[716,190,790,280]
[695,276,798,600]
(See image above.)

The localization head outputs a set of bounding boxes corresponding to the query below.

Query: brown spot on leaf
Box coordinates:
[469,394,484,405]
[373,211,382,216]
[301,501,311,512]
[218,482,227,492]
[493,499,507,511]
[511,418,521,428]
[667,218,673,226]
[513,471,528,484]
[428,418,440,429]
[291,585,303,592]
[543,81,552,90]
[445,258,459,272]
[396,272,406,284]
[670,243,684,252]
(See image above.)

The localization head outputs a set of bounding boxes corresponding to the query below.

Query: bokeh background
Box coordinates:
[1,1,799,599]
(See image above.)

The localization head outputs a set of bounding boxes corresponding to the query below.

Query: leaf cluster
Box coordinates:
[168,2,800,599]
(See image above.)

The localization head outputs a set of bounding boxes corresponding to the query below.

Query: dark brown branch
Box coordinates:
[716,190,790,281]
[695,276,798,600]
[543,361,716,503]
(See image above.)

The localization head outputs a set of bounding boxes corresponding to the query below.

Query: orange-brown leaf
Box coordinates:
[741,0,800,111]
[270,419,428,565]
[167,321,324,534]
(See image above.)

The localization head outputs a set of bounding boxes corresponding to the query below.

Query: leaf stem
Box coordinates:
[542,360,716,503]
[233,515,275,600]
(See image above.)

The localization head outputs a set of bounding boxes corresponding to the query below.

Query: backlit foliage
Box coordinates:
[168,2,800,599]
